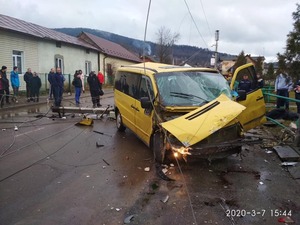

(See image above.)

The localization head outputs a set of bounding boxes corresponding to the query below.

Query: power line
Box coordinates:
[183,0,209,48]
[199,0,213,38]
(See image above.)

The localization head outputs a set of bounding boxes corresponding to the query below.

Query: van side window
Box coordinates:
[139,77,154,100]
[114,72,140,99]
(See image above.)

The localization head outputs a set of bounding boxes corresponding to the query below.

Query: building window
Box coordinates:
[85,61,91,75]
[86,49,90,54]
[12,50,23,73]
[56,41,62,48]
[55,55,64,73]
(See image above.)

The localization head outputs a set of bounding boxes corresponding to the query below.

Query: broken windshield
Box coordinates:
[155,71,231,106]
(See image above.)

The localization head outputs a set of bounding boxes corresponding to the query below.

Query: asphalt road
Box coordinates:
[0,93,299,225]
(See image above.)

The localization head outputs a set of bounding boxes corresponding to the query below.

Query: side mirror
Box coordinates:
[141,97,152,109]
[236,90,247,101]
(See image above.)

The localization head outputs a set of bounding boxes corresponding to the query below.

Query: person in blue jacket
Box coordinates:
[51,67,65,107]
[10,66,20,103]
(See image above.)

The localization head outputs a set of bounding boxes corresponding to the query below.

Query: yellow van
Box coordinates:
[114,62,266,163]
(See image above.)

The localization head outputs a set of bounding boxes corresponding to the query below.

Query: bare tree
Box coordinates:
[156,26,180,64]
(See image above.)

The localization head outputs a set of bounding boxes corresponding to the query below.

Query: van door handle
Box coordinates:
[131,105,139,112]
[256,96,264,101]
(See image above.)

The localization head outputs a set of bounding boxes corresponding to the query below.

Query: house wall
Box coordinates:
[0,30,99,91]
[0,30,39,90]
[99,54,137,85]
[38,41,98,75]
[0,30,39,73]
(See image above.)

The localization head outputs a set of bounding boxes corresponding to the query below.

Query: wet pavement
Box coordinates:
[0,90,299,225]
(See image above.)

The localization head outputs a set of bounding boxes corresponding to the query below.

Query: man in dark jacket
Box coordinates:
[30,72,42,102]
[52,67,65,107]
[0,66,10,104]
[0,66,9,107]
[87,71,101,107]
[238,74,252,93]
[47,68,55,100]
[24,68,33,102]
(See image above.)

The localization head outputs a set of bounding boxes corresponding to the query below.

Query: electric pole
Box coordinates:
[214,30,219,69]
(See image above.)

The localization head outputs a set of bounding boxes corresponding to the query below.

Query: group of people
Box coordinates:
[0,65,105,108]
[23,68,42,102]
[0,65,41,107]
[71,70,104,107]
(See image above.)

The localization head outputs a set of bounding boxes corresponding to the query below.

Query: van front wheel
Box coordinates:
[116,111,126,132]
[152,131,166,163]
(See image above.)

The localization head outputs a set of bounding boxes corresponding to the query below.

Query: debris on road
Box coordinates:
[281,162,298,166]
[155,163,175,181]
[161,195,169,203]
[124,214,136,224]
[76,118,93,126]
[273,145,300,162]
[96,142,104,148]
[144,167,150,172]
[278,216,295,223]
[14,126,18,131]
[102,159,110,166]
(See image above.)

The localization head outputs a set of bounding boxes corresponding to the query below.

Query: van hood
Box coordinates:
[160,94,245,147]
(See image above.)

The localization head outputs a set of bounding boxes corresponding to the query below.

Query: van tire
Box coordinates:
[152,131,166,163]
[116,110,126,132]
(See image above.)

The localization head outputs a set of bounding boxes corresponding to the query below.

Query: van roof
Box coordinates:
[118,62,219,74]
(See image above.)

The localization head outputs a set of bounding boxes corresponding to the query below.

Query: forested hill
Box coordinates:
[54,27,232,66]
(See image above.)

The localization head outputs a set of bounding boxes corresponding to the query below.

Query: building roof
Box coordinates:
[0,14,98,50]
[80,32,141,63]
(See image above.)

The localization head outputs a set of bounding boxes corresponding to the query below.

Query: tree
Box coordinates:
[277,53,287,74]
[265,63,275,81]
[233,50,247,69]
[155,26,180,64]
[282,3,300,79]
[255,56,264,75]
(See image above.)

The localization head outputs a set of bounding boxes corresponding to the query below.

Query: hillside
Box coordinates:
[54,27,232,66]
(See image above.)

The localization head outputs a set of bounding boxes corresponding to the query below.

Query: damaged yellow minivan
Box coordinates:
[114,62,266,163]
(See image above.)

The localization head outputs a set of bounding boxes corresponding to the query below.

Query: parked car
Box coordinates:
[114,62,266,163]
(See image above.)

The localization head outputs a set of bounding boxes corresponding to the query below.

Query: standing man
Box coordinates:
[52,67,65,107]
[87,71,101,107]
[274,69,293,110]
[24,68,33,102]
[10,66,20,103]
[0,66,10,104]
[0,68,9,107]
[30,72,42,102]
[48,68,55,100]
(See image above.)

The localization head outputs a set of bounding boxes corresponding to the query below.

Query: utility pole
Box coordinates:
[214,30,219,69]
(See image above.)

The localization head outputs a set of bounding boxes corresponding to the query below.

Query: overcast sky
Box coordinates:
[0,0,298,62]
